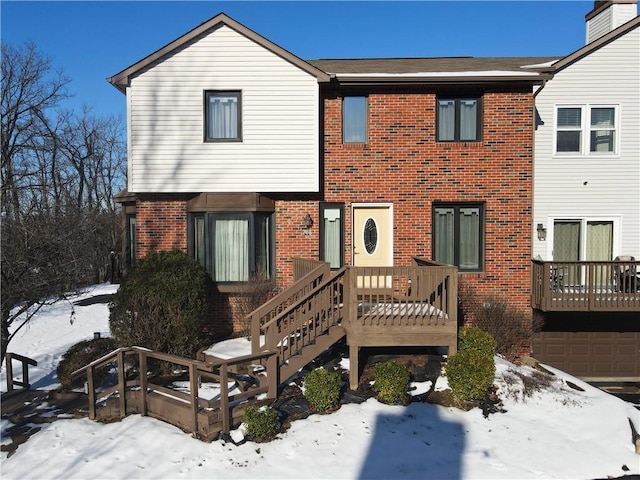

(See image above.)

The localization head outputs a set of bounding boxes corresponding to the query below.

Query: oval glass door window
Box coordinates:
[363,218,378,254]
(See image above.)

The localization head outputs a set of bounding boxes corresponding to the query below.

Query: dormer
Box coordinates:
[586,0,638,43]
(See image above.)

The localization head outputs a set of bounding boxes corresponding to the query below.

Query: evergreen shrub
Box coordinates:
[56,337,118,390]
[446,349,496,401]
[458,326,496,357]
[372,361,411,404]
[109,250,208,360]
[303,368,342,411]
[242,406,279,441]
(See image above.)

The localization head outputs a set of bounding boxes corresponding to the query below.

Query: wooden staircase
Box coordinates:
[72,257,458,440]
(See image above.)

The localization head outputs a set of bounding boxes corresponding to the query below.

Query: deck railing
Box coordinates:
[348,265,457,328]
[4,352,38,392]
[250,259,330,353]
[259,268,346,364]
[531,259,640,311]
[71,347,277,438]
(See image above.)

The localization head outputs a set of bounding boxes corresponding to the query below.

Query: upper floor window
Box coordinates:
[343,96,367,143]
[433,203,484,272]
[555,105,617,154]
[437,98,482,142]
[205,91,242,142]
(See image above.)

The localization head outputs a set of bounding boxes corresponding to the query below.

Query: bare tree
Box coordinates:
[1,42,126,363]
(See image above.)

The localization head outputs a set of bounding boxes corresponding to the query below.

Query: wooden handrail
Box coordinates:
[250,261,330,353]
[531,259,640,311]
[73,345,278,438]
[260,267,347,333]
[4,352,38,392]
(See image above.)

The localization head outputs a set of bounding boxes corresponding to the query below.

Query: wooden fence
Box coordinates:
[71,347,277,440]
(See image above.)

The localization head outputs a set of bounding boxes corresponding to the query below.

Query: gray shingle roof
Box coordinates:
[307,57,559,75]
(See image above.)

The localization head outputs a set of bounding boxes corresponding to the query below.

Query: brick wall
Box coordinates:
[276,89,534,317]
[135,194,189,258]
[132,88,535,344]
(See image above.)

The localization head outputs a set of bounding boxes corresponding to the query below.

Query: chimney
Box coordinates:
[585,0,638,43]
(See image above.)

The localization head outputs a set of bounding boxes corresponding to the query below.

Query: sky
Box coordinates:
[1,282,639,479]
[0,0,614,119]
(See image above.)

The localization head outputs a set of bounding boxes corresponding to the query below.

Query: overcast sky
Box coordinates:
[2,1,620,118]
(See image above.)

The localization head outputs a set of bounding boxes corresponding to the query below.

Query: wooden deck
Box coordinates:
[71,257,458,440]
[531,259,640,312]
[251,257,458,390]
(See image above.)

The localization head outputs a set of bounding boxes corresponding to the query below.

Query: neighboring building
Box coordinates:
[531,1,640,379]
[109,13,553,346]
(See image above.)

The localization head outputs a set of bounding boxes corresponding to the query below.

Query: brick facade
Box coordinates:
[276,88,534,317]
[135,194,189,258]
[130,88,535,344]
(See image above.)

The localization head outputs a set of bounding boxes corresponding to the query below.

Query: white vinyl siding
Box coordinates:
[127,25,320,193]
[533,25,640,261]
[586,3,637,43]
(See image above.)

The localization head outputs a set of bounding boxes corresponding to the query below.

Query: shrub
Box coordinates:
[372,361,411,404]
[242,406,279,441]
[458,281,542,361]
[109,250,209,360]
[303,368,342,412]
[446,349,496,401]
[234,273,276,338]
[57,337,118,390]
[458,326,496,357]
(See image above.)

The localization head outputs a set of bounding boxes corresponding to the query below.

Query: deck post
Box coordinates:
[117,349,126,418]
[267,353,278,399]
[349,344,359,391]
[189,363,199,436]
[139,351,148,416]
[5,355,14,391]
[87,366,96,420]
[220,363,229,434]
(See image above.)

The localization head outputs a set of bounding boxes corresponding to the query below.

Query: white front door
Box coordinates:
[352,204,393,267]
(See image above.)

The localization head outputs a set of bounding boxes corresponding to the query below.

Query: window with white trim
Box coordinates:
[555,105,617,154]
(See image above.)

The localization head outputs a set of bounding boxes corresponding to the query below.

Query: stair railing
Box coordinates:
[4,352,38,392]
[259,268,346,367]
[250,260,330,354]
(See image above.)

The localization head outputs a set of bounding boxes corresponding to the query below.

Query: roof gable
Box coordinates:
[107,12,331,93]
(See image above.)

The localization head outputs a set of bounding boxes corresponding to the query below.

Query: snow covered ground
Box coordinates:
[1,283,639,479]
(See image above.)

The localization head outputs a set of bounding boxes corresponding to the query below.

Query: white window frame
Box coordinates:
[553,104,619,156]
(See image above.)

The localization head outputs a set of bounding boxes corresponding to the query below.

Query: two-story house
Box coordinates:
[110,13,553,354]
[531,0,640,379]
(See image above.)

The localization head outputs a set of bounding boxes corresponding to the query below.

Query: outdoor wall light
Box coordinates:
[537,223,547,241]
[303,214,314,229]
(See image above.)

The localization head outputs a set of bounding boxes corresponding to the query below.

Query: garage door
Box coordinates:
[532,332,640,380]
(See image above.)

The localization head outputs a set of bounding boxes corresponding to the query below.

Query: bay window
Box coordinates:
[189,212,273,283]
